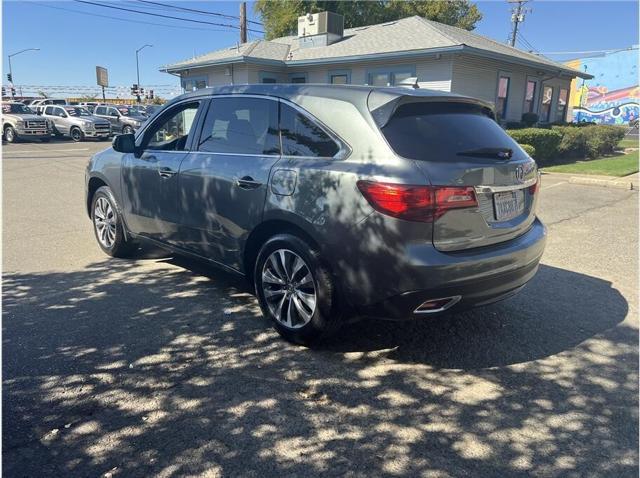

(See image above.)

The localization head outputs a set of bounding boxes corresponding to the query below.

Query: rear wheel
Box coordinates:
[70,127,84,142]
[254,234,342,345]
[4,126,17,143]
[91,186,137,258]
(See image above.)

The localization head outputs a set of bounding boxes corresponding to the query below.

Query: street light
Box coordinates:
[135,44,152,104]
[8,48,40,98]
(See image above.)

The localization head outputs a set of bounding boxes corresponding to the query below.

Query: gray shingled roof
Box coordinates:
[162,15,589,78]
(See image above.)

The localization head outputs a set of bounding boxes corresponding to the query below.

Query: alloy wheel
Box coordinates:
[261,249,317,329]
[94,197,116,248]
[71,128,82,142]
[5,127,15,143]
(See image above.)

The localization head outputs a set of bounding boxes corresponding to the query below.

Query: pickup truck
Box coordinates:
[2,102,52,143]
[92,104,146,134]
[38,105,111,142]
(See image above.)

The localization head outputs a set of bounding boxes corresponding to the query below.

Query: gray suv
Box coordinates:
[85,85,545,344]
[93,105,146,135]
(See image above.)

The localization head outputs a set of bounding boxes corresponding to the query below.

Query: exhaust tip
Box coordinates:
[414,295,461,314]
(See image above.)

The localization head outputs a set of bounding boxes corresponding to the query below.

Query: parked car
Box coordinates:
[92,104,146,134]
[2,101,52,143]
[40,105,111,141]
[85,85,545,344]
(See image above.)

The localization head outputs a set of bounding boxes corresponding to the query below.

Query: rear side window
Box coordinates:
[381,102,525,161]
[95,106,105,115]
[44,106,54,115]
[198,97,279,155]
[280,103,339,158]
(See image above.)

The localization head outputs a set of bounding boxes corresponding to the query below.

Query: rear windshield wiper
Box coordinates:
[457,147,513,159]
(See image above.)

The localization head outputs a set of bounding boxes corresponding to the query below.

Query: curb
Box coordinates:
[568,176,636,190]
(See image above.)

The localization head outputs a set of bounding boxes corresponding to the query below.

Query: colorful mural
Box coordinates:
[566,47,639,125]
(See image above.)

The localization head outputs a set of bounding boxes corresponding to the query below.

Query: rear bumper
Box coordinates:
[354,218,546,320]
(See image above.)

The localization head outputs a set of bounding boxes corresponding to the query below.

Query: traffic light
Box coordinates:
[149,89,154,100]
[140,87,144,96]
[1,86,5,97]
[131,83,138,95]
[11,87,16,97]
[7,73,12,83]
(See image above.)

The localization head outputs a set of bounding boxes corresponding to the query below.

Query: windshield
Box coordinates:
[380,102,526,162]
[2,103,33,114]
[117,107,138,116]
[64,107,91,117]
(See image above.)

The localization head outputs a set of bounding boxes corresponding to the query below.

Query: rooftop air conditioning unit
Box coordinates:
[297,12,344,46]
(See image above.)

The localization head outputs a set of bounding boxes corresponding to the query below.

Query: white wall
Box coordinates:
[451,54,573,122]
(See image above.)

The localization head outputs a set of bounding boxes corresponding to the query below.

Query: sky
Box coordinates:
[2,0,639,98]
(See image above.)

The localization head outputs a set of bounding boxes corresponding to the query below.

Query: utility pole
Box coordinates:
[239,2,247,44]
[508,0,530,47]
[7,48,40,99]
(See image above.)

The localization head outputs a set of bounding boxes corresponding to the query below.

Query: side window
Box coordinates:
[144,101,200,151]
[109,108,119,117]
[95,106,105,115]
[280,103,339,158]
[44,106,54,115]
[198,97,279,155]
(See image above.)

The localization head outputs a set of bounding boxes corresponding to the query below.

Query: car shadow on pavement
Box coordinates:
[3,258,637,477]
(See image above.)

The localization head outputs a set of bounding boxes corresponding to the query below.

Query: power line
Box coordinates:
[29,1,233,32]
[73,0,264,33]
[134,0,263,26]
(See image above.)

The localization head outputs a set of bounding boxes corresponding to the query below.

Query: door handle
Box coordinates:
[158,167,177,179]
[236,176,263,190]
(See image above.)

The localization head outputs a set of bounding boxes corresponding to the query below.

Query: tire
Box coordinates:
[254,234,343,345]
[122,125,134,135]
[4,125,17,143]
[91,186,137,258]
[70,127,84,142]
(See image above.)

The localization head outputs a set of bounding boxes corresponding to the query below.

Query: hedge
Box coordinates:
[519,144,536,157]
[506,128,562,161]
[552,125,626,159]
[508,125,627,162]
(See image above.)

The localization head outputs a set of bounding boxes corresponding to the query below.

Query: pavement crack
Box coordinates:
[545,193,636,226]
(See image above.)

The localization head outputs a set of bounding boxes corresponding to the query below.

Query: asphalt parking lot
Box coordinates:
[3,140,638,477]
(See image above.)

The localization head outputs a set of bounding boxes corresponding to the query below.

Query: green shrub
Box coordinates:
[507,128,562,161]
[552,126,589,158]
[552,124,627,158]
[518,144,536,157]
[587,125,626,156]
[521,112,539,127]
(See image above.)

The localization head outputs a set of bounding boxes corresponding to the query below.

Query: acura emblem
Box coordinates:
[515,166,525,183]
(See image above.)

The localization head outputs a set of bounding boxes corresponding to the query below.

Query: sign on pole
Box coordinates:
[96,66,108,87]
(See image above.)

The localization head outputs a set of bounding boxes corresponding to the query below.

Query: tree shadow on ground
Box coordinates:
[3,257,637,477]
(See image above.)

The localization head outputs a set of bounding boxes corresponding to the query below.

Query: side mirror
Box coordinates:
[112,133,136,154]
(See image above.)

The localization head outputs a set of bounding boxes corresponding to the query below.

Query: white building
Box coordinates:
[161,13,592,123]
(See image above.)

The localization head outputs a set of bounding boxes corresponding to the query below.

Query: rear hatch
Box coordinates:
[373,95,539,252]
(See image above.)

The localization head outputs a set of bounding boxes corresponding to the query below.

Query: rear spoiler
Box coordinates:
[367,89,495,129]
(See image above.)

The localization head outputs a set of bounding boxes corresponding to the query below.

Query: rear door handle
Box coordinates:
[158,167,177,179]
[236,176,263,190]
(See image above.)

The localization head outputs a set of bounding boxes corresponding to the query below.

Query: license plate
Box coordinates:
[493,190,525,221]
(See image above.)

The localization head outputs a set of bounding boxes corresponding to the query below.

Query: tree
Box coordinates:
[254,0,482,39]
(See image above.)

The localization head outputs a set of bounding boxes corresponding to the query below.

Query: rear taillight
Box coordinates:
[528,176,540,195]
[356,181,477,222]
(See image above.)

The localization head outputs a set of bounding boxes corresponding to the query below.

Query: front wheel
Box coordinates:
[254,234,343,345]
[4,126,17,143]
[70,127,84,142]
[91,186,137,258]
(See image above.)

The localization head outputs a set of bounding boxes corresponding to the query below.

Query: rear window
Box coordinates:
[381,102,525,161]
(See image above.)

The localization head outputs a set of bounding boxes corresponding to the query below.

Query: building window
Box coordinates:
[557,88,568,122]
[524,79,537,113]
[330,75,347,84]
[541,85,554,122]
[259,72,278,84]
[329,69,351,84]
[496,75,510,120]
[366,66,415,86]
[182,76,208,92]
[289,73,307,84]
